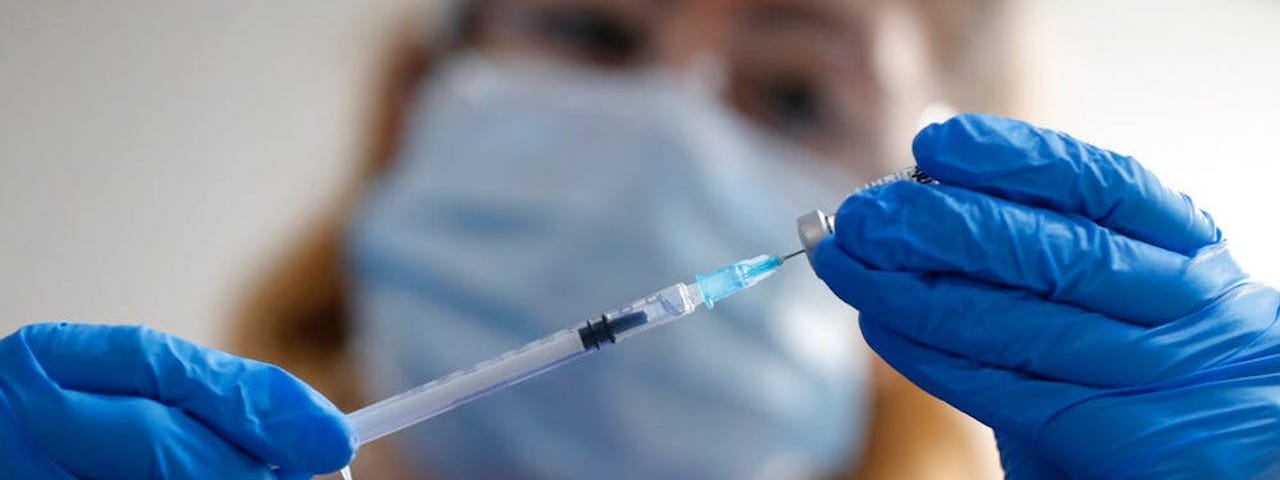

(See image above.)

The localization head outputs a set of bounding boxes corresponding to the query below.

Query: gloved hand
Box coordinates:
[814,114,1280,479]
[0,322,355,479]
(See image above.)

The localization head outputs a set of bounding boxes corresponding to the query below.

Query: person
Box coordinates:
[3,4,1280,479]
[234,0,1020,478]
[2,0,1020,478]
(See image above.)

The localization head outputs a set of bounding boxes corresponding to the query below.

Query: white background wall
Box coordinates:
[0,1,419,344]
[2,1,1279,346]
[1030,0,1280,294]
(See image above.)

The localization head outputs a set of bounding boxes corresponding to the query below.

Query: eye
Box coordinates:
[531,6,644,67]
[730,71,838,140]
[761,76,826,133]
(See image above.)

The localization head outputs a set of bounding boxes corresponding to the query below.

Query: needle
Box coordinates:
[780,249,805,262]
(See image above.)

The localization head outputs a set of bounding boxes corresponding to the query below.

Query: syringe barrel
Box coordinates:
[604,283,701,342]
[348,327,590,446]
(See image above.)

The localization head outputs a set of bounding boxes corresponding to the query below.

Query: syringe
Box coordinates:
[344,252,802,447]
[338,164,937,478]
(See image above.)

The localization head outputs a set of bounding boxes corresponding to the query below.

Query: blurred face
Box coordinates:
[349,2,958,477]
[456,0,937,178]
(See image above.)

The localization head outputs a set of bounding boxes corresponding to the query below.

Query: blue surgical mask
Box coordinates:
[348,54,870,480]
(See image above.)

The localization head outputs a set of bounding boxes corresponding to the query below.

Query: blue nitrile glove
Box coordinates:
[0,322,355,479]
[813,114,1280,479]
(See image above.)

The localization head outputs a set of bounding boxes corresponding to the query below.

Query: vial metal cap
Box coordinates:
[795,209,835,264]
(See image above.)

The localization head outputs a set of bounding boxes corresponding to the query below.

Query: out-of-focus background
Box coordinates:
[1,0,1278,346]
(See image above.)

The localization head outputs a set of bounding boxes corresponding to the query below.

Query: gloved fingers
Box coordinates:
[18,323,355,474]
[0,406,77,479]
[832,181,1244,325]
[814,238,1197,386]
[912,114,1220,255]
[35,393,274,479]
[996,433,1070,480]
[858,319,1095,441]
